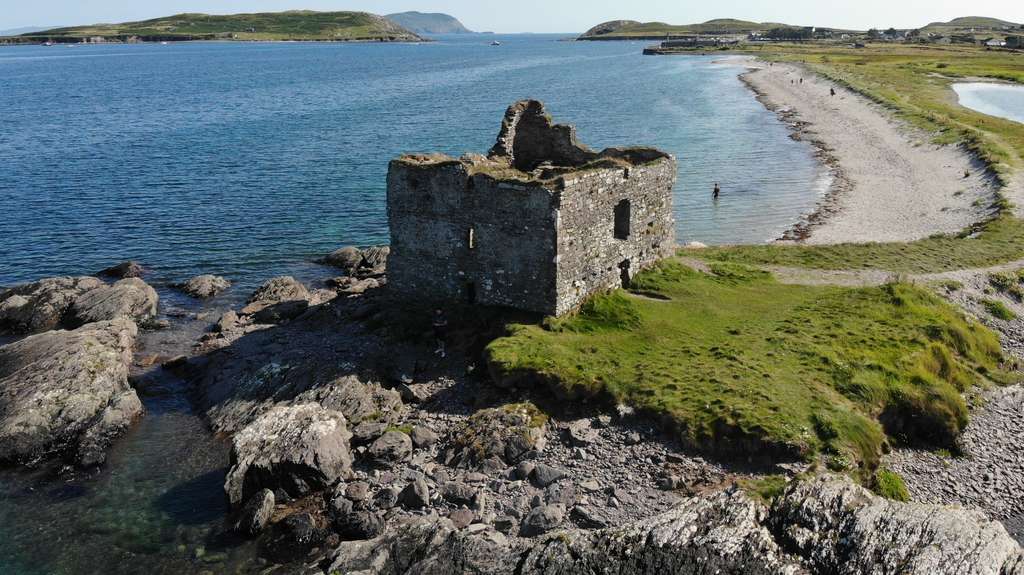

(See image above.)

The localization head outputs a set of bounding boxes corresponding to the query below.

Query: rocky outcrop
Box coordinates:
[66,278,158,327]
[177,274,231,298]
[0,276,103,334]
[446,403,548,468]
[0,318,142,466]
[247,276,310,306]
[98,261,144,279]
[225,404,353,507]
[317,474,1024,575]
[321,245,389,277]
[770,474,1024,574]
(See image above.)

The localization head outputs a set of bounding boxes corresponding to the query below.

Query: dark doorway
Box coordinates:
[614,199,631,240]
[619,260,632,289]
[465,281,477,304]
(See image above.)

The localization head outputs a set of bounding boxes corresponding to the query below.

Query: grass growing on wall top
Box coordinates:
[487,260,1011,473]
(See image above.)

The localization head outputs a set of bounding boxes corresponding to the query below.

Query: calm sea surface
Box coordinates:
[0,35,827,292]
[954,82,1024,124]
[0,34,828,574]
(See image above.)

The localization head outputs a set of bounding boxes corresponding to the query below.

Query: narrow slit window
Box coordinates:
[614,199,631,240]
[468,227,476,249]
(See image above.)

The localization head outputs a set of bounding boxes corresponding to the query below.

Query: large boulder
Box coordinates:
[224,404,353,507]
[66,278,158,327]
[0,318,142,466]
[177,274,231,299]
[771,474,1024,574]
[0,276,103,334]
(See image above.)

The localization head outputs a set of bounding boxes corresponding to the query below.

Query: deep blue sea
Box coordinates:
[0,34,828,574]
[0,34,827,293]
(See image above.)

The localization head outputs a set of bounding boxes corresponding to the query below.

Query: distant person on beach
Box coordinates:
[433,308,448,358]
[830,87,836,97]
[800,77,804,84]
[713,183,721,200]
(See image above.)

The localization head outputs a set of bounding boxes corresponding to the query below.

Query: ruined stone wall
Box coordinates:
[553,157,677,315]
[387,159,561,314]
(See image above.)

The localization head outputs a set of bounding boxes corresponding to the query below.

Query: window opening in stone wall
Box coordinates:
[619,259,632,289]
[614,199,631,240]
[468,227,476,249]
[465,281,477,304]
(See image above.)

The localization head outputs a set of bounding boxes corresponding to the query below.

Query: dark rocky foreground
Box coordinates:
[2,250,1023,574]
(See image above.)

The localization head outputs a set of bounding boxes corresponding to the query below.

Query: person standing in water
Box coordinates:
[712,183,721,200]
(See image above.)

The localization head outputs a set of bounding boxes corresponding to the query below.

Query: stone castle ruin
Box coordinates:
[386,100,677,316]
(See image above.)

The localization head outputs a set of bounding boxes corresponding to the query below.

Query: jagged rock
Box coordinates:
[243,276,310,315]
[214,310,239,333]
[569,505,609,529]
[530,464,566,488]
[449,509,475,529]
[397,382,431,404]
[544,481,577,507]
[410,425,439,448]
[399,477,431,509]
[67,278,159,327]
[517,488,801,574]
[235,489,275,537]
[224,404,352,507]
[361,246,390,272]
[0,318,141,466]
[566,420,598,446]
[520,504,565,537]
[324,517,512,575]
[338,510,386,540]
[451,403,548,468]
[441,482,476,506]
[323,246,364,273]
[353,422,389,446]
[98,261,143,279]
[0,276,103,334]
[346,481,372,504]
[263,511,327,563]
[303,375,405,428]
[178,274,231,298]
[369,431,413,465]
[771,474,1024,574]
[374,487,400,510]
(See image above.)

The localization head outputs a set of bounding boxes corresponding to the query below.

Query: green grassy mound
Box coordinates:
[487,260,1011,474]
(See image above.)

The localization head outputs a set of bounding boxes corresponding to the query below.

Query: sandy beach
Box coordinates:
[740,59,998,245]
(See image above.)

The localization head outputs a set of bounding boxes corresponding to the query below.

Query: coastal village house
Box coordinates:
[386,100,677,316]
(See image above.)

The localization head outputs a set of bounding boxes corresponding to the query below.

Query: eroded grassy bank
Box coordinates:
[487,261,1013,476]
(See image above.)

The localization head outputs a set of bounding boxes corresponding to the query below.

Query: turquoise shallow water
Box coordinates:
[954,82,1024,124]
[0,34,829,574]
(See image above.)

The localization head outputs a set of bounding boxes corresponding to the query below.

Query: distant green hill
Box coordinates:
[385,12,472,34]
[16,11,424,42]
[579,18,798,40]
[918,16,1023,41]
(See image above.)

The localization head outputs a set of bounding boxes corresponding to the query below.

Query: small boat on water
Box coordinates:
[160,41,169,45]
[42,41,54,47]
[491,40,501,46]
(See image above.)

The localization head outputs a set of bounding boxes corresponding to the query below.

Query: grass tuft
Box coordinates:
[873,468,911,501]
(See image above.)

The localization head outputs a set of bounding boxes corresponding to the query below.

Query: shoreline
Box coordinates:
[736,57,1000,245]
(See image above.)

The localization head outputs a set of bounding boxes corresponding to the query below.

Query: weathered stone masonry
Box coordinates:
[387,100,676,316]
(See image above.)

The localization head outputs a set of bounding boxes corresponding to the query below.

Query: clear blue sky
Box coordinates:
[4,0,1023,33]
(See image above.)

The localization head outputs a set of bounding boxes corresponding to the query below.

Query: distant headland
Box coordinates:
[385,11,473,35]
[0,10,427,44]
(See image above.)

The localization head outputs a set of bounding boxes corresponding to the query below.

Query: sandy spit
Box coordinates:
[739,59,998,245]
